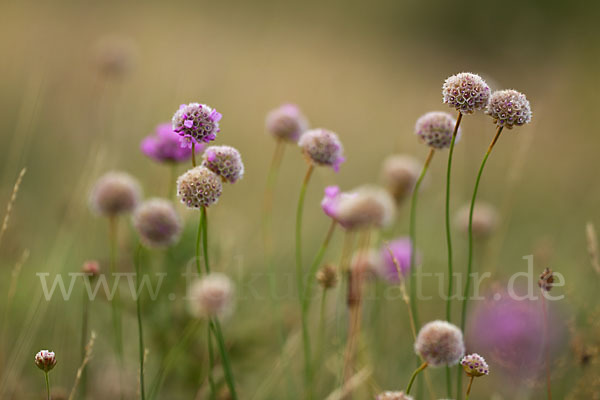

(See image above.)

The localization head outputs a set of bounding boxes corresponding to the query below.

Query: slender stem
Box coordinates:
[444,111,462,399]
[195,211,203,275]
[191,142,197,167]
[134,244,146,400]
[80,281,90,398]
[317,289,328,363]
[207,322,217,400]
[405,362,428,395]
[541,293,552,400]
[201,207,210,274]
[457,125,503,400]
[45,371,50,400]
[465,376,474,399]
[168,163,177,201]
[295,163,314,397]
[108,216,123,363]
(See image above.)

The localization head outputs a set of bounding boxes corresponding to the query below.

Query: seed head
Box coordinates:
[375,391,413,400]
[172,103,222,147]
[381,155,421,203]
[133,198,182,248]
[176,166,223,209]
[298,129,345,171]
[141,123,203,163]
[35,350,57,372]
[538,268,554,292]
[461,353,489,377]
[265,104,309,143]
[201,145,245,183]
[188,273,234,319]
[415,320,465,367]
[486,89,532,129]
[336,186,396,230]
[415,112,460,149]
[89,172,142,217]
[454,202,498,238]
[81,260,100,277]
[442,72,491,114]
[316,264,338,289]
[378,238,419,283]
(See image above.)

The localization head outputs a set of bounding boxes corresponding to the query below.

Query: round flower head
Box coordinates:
[176,166,223,209]
[336,186,396,230]
[381,155,421,203]
[415,112,460,149]
[316,264,338,289]
[321,186,358,227]
[298,128,345,171]
[141,123,203,163]
[133,198,182,248]
[461,353,489,377]
[35,350,57,372]
[188,273,234,319]
[201,145,245,184]
[378,237,420,283]
[89,171,142,217]
[454,202,498,238]
[486,89,532,129]
[415,320,465,367]
[172,103,222,147]
[376,392,413,400]
[81,260,100,277]
[442,72,491,114]
[265,103,309,143]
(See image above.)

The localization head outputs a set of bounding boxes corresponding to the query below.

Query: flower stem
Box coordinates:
[44,371,50,400]
[207,322,217,400]
[134,244,146,400]
[168,163,177,201]
[80,280,90,398]
[108,216,123,364]
[444,111,462,399]
[405,362,428,395]
[191,142,197,167]
[196,211,203,275]
[295,163,314,397]
[457,125,503,400]
[465,375,474,400]
[541,292,552,400]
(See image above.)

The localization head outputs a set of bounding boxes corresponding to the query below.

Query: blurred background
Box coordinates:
[1,0,599,398]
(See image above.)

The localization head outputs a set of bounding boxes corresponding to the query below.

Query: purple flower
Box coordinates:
[321,186,356,228]
[298,129,345,172]
[141,123,203,163]
[265,103,309,143]
[378,237,419,283]
[172,103,222,148]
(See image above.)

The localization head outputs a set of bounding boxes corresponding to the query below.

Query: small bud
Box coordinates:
[35,350,56,372]
[316,264,338,289]
[81,260,100,277]
[538,268,554,292]
[461,353,489,377]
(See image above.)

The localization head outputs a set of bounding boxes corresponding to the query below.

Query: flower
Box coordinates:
[380,155,421,203]
[298,129,345,171]
[376,392,413,400]
[461,353,489,377]
[172,103,222,147]
[132,198,182,248]
[89,172,142,217]
[35,350,57,372]
[414,320,465,367]
[538,268,554,292]
[81,260,100,277]
[201,145,245,183]
[141,123,203,163]
[188,273,234,319]
[415,112,460,149]
[454,202,498,238]
[378,238,419,283]
[442,72,491,114]
[176,166,223,209]
[335,186,396,230]
[321,186,357,227]
[265,104,309,143]
[485,89,532,129]
[316,264,338,289]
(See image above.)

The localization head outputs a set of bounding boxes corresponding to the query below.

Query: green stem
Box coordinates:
[168,163,177,201]
[465,376,474,400]
[44,371,50,400]
[134,244,146,400]
[108,217,123,364]
[405,362,428,395]
[80,282,89,399]
[457,125,503,400]
[207,322,217,400]
[196,211,203,275]
[191,142,197,167]
[295,164,314,398]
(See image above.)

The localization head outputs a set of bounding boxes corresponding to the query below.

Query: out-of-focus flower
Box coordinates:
[133,198,182,248]
[188,273,235,319]
[336,186,396,230]
[376,391,413,400]
[316,264,338,289]
[380,155,421,203]
[265,104,309,143]
[202,145,245,183]
[321,186,356,227]
[415,320,464,367]
[141,123,202,163]
[93,35,137,78]
[486,89,532,129]
[538,268,554,292]
[172,103,222,147]
[378,238,419,283]
[89,172,142,217]
[415,112,460,149]
[454,202,498,238]
[298,129,345,171]
[81,260,100,277]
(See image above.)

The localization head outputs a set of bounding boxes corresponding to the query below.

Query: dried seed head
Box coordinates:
[176,166,223,209]
[336,186,396,230]
[415,111,460,149]
[538,268,554,292]
[298,129,345,171]
[89,172,142,217]
[454,202,498,238]
[442,72,491,114]
[202,145,245,184]
[172,103,222,147]
[265,104,309,143]
[188,273,235,319]
[461,353,490,377]
[378,238,419,283]
[376,391,413,400]
[35,350,57,372]
[486,89,532,129]
[316,264,338,289]
[133,198,182,248]
[381,155,421,203]
[415,320,465,367]
[141,123,202,163]
[81,260,100,277]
